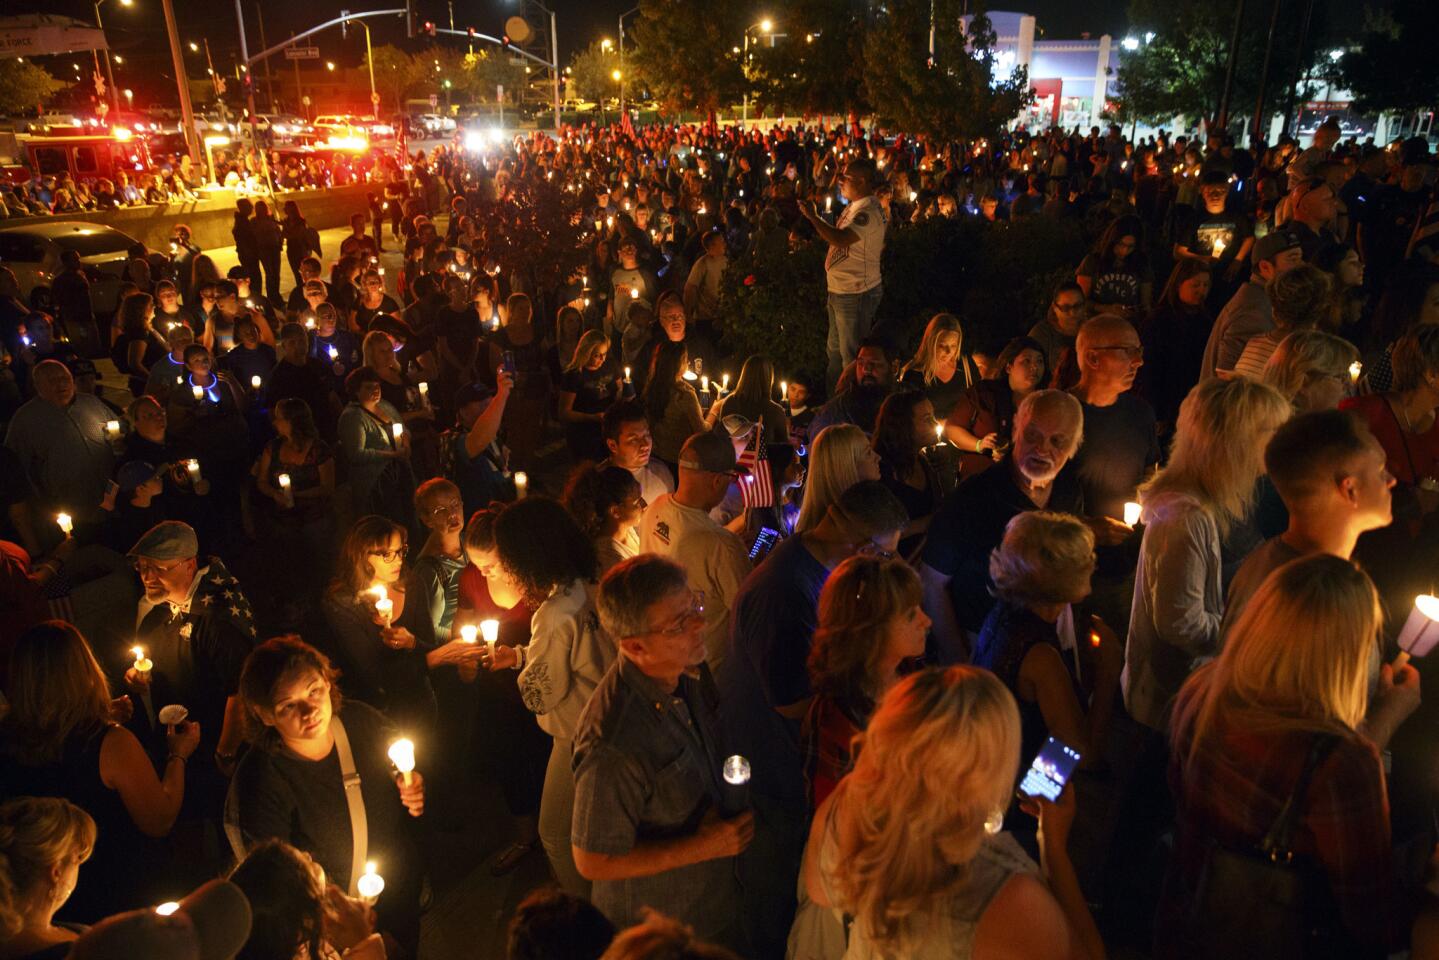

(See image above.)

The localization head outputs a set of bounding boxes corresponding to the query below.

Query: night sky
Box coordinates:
[19,0,1132,104]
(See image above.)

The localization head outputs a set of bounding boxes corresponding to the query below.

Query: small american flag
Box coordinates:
[738,431,773,509]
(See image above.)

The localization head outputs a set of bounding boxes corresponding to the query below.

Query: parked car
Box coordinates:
[0,221,143,317]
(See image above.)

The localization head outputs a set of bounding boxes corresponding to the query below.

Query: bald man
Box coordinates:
[4,359,115,522]
[1069,314,1160,523]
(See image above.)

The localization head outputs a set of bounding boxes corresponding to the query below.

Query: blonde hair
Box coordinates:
[1261,330,1359,405]
[988,511,1096,606]
[0,797,96,935]
[829,667,1021,959]
[361,329,395,370]
[565,329,611,374]
[1141,378,1290,536]
[796,424,872,533]
[901,314,971,389]
[1171,554,1379,766]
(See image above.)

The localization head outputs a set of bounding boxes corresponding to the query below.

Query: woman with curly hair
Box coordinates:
[228,840,385,960]
[801,667,1104,960]
[481,497,614,897]
[562,464,644,574]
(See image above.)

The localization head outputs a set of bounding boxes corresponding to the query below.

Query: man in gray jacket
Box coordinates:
[1199,230,1303,379]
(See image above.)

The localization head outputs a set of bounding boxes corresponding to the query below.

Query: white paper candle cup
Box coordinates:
[1123,502,1142,527]
[723,755,752,786]
[1398,595,1439,659]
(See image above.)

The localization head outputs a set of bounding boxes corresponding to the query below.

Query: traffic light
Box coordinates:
[423,21,437,37]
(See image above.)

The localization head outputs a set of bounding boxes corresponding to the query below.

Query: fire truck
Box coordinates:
[0,125,154,187]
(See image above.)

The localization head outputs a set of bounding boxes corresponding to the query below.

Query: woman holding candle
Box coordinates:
[0,622,200,921]
[322,516,437,734]
[872,391,946,557]
[704,354,790,444]
[457,507,546,875]
[109,292,167,398]
[794,424,882,534]
[230,637,424,957]
[486,294,552,474]
[558,331,623,462]
[253,399,337,622]
[337,368,417,533]
[362,330,438,481]
[228,840,386,960]
[641,341,705,475]
[482,497,614,896]
[899,313,978,421]
[944,335,1049,481]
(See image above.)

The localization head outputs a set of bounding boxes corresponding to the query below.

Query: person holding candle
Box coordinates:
[1158,555,1427,957]
[703,355,790,445]
[338,369,417,535]
[440,377,516,518]
[562,465,644,575]
[109,293,167,399]
[127,521,252,789]
[214,317,275,407]
[457,508,547,876]
[899,313,979,421]
[228,840,385,960]
[1260,330,1361,415]
[559,332,623,463]
[267,325,343,444]
[572,555,750,949]
[141,322,196,400]
[0,624,200,922]
[872,391,946,557]
[308,302,362,397]
[230,637,425,957]
[641,342,705,475]
[4,361,115,532]
[252,399,337,623]
[482,497,614,896]
[323,516,437,734]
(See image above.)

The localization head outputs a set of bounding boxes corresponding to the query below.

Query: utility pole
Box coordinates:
[257,3,277,112]
[234,0,269,189]
[1216,0,1246,132]
[160,0,202,173]
[1279,0,1315,138]
[293,36,303,117]
[1251,0,1282,146]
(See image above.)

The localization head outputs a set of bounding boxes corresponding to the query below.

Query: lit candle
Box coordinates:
[779,380,788,402]
[250,375,262,390]
[377,267,385,277]
[277,473,293,508]
[185,459,202,483]
[370,584,393,627]
[481,619,499,660]
[700,374,709,394]
[934,422,945,445]
[721,372,730,392]
[56,512,73,535]
[191,384,203,401]
[825,196,832,213]
[131,645,152,678]
[1349,360,1363,383]
[1123,502,1142,527]
[304,314,316,330]
[155,901,180,916]
[357,861,385,904]
[1394,595,1439,668]
[105,419,121,440]
[327,345,339,360]
[1212,236,1227,257]
[514,471,528,498]
[460,623,478,644]
[630,286,640,299]
[388,738,416,785]
[391,423,404,442]
[623,366,632,383]
[723,754,752,785]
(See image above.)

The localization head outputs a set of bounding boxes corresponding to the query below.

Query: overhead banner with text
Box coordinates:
[0,15,109,61]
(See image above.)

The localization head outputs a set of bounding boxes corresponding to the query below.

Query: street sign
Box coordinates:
[428,94,438,108]
[284,46,320,60]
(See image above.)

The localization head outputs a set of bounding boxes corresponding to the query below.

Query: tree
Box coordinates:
[626,0,745,116]
[749,0,873,118]
[568,40,620,103]
[1330,0,1439,117]
[368,44,422,115]
[863,1,1032,141]
[462,48,528,105]
[0,59,65,115]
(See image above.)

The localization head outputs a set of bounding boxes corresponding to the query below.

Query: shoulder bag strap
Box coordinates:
[1259,733,1341,862]
[331,716,370,897]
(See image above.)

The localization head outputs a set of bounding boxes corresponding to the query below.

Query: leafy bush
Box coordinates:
[719,240,830,385]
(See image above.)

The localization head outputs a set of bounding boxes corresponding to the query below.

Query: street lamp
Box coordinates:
[326,61,336,71]
[611,69,621,81]
[189,41,198,52]
[123,88,133,108]
[94,0,135,114]
[741,17,774,126]
[600,38,612,51]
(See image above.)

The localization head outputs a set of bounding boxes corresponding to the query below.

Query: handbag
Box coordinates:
[1177,733,1344,960]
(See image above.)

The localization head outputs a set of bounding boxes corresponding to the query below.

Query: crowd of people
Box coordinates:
[0,110,1438,960]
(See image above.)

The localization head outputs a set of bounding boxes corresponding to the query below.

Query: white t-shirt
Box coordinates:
[824,194,887,294]
[638,494,751,672]
[601,457,675,507]
[686,253,727,321]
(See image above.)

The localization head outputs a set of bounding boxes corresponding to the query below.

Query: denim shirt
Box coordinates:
[570,656,741,940]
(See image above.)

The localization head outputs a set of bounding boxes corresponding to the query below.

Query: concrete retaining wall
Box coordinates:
[3,183,374,252]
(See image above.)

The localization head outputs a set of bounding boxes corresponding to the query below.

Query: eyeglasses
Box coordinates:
[129,557,187,576]
[424,500,464,519]
[1090,344,1145,360]
[368,545,409,563]
[1053,300,1086,313]
[629,590,705,639]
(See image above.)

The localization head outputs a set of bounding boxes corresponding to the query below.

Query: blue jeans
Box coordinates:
[826,285,883,388]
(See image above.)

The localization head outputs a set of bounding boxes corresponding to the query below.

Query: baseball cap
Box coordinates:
[67,357,97,379]
[453,381,495,409]
[678,430,741,475]
[128,520,199,561]
[1253,230,1301,263]
[720,413,755,439]
[118,460,164,494]
[69,879,252,960]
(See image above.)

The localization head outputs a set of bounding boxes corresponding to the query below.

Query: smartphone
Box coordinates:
[501,350,516,375]
[748,526,780,562]
[1017,736,1082,802]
